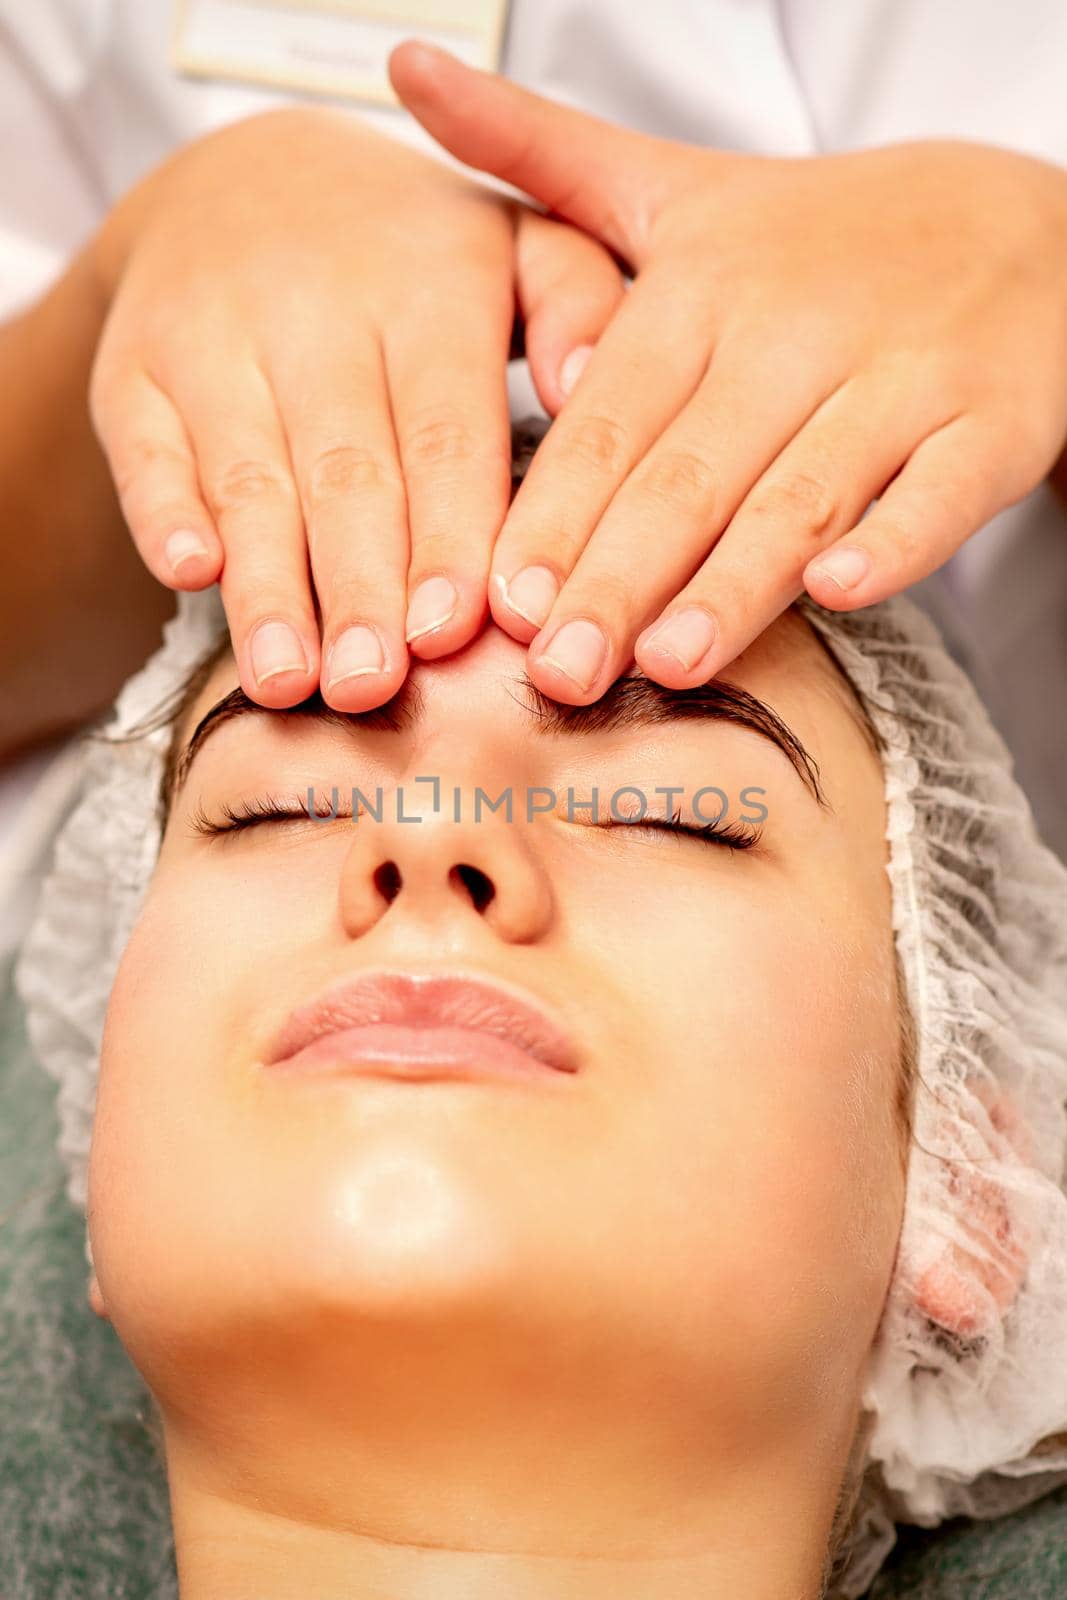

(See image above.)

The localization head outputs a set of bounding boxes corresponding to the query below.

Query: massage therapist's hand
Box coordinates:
[87,106,624,710]
[391,43,1067,702]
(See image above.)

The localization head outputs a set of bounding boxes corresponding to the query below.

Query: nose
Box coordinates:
[336,776,557,944]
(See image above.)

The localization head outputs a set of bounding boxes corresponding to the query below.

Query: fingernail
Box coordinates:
[810,547,870,593]
[251,620,308,686]
[559,344,593,398]
[500,565,559,628]
[640,606,718,671]
[537,618,608,691]
[165,529,209,576]
[327,624,386,687]
[406,574,459,641]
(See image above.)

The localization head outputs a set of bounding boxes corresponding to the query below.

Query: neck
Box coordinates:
[155,1283,862,1600]
[166,1422,843,1600]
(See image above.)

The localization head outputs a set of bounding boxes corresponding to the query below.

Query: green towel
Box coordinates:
[870,1504,1067,1599]
[0,952,177,1600]
[2,951,1065,1598]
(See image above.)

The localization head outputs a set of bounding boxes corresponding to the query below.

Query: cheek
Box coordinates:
[87,873,249,1333]
[583,868,905,1414]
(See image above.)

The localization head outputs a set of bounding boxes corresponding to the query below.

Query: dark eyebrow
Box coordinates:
[164,667,827,816]
[510,672,826,804]
[164,678,425,813]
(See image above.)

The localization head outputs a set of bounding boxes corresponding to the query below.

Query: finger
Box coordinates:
[914,1167,1026,1338]
[626,369,947,684]
[274,333,411,711]
[383,265,515,663]
[88,365,223,588]
[522,335,857,700]
[388,40,677,262]
[801,413,1007,612]
[514,209,628,417]
[486,268,714,659]
[184,360,320,707]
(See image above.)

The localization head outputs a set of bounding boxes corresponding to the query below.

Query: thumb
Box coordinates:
[514,209,628,416]
[388,39,674,263]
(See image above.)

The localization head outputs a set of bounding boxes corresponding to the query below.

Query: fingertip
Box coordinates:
[490,565,560,640]
[321,657,408,713]
[634,603,720,685]
[803,545,874,610]
[320,621,409,712]
[162,528,222,588]
[166,561,223,593]
[526,655,601,707]
[488,578,542,643]
[404,622,454,656]
[405,608,483,661]
[802,576,874,612]
[403,572,489,659]
[527,615,613,706]
[245,617,320,707]
[388,37,463,101]
[404,571,461,644]
[559,344,594,400]
[525,372,564,421]
[633,640,707,689]
[524,333,595,417]
[240,661,319,710]
[516,209,623,413]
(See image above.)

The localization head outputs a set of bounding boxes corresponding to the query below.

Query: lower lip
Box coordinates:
[267,1024,572,1083]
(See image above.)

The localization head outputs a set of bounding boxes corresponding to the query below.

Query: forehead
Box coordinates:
[175,607,876,800]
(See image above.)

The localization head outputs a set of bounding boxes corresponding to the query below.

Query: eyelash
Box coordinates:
[189,792,338,838]
[607,808,761,851]
[189,796,762,852]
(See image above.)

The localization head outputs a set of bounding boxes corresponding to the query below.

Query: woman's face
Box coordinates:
[88,607,907,1529]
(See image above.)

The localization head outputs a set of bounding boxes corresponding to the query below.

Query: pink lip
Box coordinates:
[264,970,580,1081]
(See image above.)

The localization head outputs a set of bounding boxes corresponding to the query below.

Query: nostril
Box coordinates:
[451,862,496,913]
[374,860,402,904]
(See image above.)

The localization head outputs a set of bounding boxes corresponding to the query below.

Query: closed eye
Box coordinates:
[600,809,762,851]
[188,793,347,838]
[188,798,763,851]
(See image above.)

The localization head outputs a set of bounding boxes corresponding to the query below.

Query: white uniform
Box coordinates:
[2,0,1066,957]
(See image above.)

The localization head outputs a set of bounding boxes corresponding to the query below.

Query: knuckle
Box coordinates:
[209,457,294,512]
[561,413,630,476]
[225,597,310,652]
[402,414,480,471]
[750,470,838,540]
[317,576,377,626]
[502,509,587,569]
[635,448,717,512]
[218,558,308,619]
[409,528,465,569]
[305,444,398,508]
[570,567,636,622]
[110,437,190,502]
[142,500,207,543]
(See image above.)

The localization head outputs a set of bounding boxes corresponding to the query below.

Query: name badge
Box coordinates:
[171,0,508,107]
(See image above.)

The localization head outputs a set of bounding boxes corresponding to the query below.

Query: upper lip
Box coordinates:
[264,969,580,1074]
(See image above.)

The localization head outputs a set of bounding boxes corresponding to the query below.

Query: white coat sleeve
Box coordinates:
[0,12,106,322]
